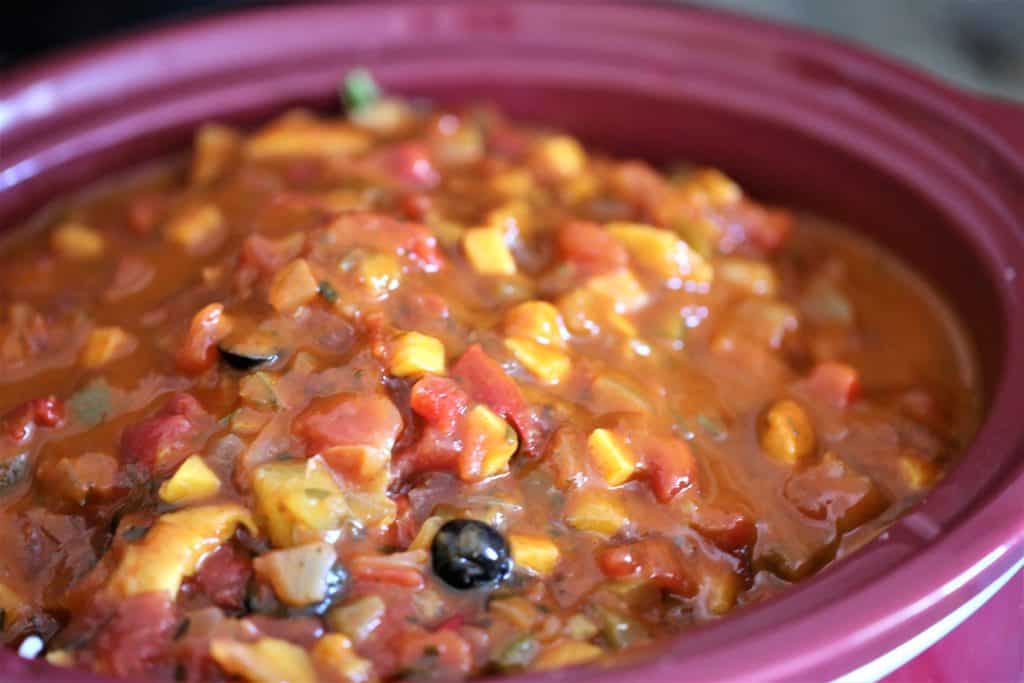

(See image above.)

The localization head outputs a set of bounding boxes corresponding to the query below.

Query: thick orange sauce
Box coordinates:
[0,96,978,681]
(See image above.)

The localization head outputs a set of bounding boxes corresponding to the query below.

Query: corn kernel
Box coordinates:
[51,222,104,260]
[486,201,529,234]
[463,225,516,275]
[693,168,742,206]
[191,124,240,186]
[899,450,940,491]
[45,650,74,668]
[311,633,374,683]
[357,252,401,297]
[759,399,815,464]
[586,270,649,314]
[490,169,534,197]
[158,455,221,505]
[509,534,561,576]
[389,331,446,377]
[80,326,136,368]
[587,428,636,486]
[532,135,587,179]
[607,222,713,284]
[718,257,778,297]
[504,301,568,349]
[565,490,628,537]
[464,404,519,480]
[534,640,602,670]
[269,258,320,314]
[211,637,317,683]
[164,204,226,255]
[505,337,571,385]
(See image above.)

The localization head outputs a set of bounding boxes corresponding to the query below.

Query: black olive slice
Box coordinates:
[431,519,512,590]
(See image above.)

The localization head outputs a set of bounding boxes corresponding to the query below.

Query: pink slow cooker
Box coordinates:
[1,2,1022,681]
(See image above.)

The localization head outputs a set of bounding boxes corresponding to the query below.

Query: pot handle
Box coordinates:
[960,93,1024,158]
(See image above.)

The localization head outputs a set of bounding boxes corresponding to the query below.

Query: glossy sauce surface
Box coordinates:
[0,90,979,681]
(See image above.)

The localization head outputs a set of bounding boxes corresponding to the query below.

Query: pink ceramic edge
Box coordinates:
[0,3,1023,682]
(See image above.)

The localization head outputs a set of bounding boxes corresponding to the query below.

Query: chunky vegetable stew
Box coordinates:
[0,75,979,681]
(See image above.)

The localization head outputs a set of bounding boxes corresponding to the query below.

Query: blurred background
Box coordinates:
[2,0,1023,102]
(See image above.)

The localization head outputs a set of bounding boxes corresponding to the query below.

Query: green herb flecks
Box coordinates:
[318,280,339,304]
[341,68,380,113]
[69,377,112,427]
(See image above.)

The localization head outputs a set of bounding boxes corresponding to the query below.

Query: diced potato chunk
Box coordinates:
[252,457,349,548]
[607,222,713,284]
[245,122,371,159]
[389,331,446,377]
[558,288,638,338]
[463,225,516,275]
[464,404,519,480]
[253,542,338,606]
[191,123,241,185]
[504,301,568,349]
[0,582,27,623]
[899,450,940,491]
[509,534,561,577]
[158,454,221,505]
[488,596,540,630]
[210,637,316,683]
[759,399,815,464]
[311,633,374,683]
[80,326,136,368]
[356,252,401,297]
[587,428,636,486]
[505,337,571,385]
[164,204,226,254]
[534,640,602,670]
[717,257,778,296]
[269,258,320,314]
[532,135,587,179]
[45,650,74,668]
[326,595,387,643]
[51,222,104,260]
[108,504,256,597]
[586,270,649,314]
[565,490,628,537]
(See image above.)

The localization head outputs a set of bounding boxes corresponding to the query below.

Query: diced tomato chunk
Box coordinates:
[721,202,793,252]
[451,344,545,456]
[92,592,176,678]
[692,507,757,554]
[397,628,473,675]
[294,393,403,455]
[120,393,209,470]
[388,142,440,188]
[193,543,251,610]
[3,395,66,443]
[804,361,861,408]
[327,212,444,272]
[175,303,232,374]
[640,436,697,503]
[598,538,695,597]
[410,376,470,432]
[557,220,629,274]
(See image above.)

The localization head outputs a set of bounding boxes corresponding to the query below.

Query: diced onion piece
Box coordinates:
[804,361,861,408]
[533,639,602,671]
[564,614,599,641]
[252,457,349,548]
[210,637,317,683]
[504,337,571,385]
[326,595,386,643]
[607,222,713,284]
[565,490,628,537]
[311,633,374,683]
[509,534,561,577]
[253,541,338,606]
[488,596,539,630]
[504,301,569,349]
[158,454,221,505]
[463,225,516,275]
[108,504,256,597]
[759,399,815,464]
[164,204,226,255]
[462,404,519,481]
[587,428,636,486]
[80,326,136,369]
[51,222,104,260]
[389,331,446,377]
[269,258,320,314]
